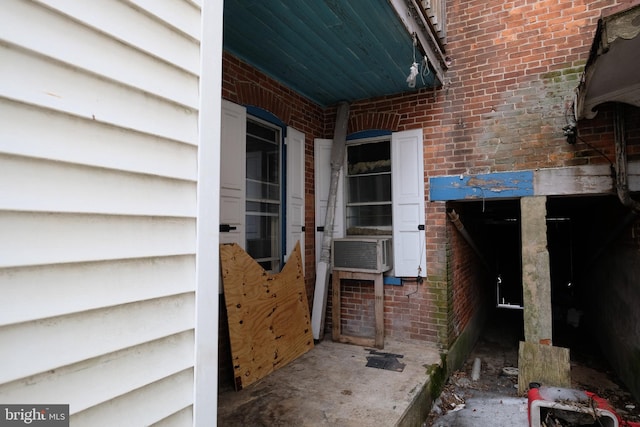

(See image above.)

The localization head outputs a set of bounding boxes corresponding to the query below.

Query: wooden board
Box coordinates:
[332,270,384,349]
[517,341,571,395]
[220,242,313,390]
[429,171,534,201]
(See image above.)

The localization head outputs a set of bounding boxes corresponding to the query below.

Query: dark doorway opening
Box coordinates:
[446,195,640,419]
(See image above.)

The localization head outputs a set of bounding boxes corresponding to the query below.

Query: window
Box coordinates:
[245,118,281,272]
[221,100,306,279]
[314,129,425,277]
[345,139,392,236]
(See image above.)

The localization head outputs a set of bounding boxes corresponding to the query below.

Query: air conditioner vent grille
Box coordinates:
[332,238,392,273]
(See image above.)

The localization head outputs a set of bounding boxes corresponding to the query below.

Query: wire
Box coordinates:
[412,33,417,63]
[577,135,614,167]
[403,276,420,298]
[420,56,431,86]
[564,101,614,166]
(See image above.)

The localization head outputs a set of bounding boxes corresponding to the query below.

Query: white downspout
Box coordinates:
[311,102,350,340]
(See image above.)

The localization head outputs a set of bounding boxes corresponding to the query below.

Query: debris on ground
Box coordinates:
[425,310,640,426]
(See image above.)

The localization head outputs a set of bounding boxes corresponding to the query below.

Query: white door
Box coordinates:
[392,129,426,278]
[314,138,344,265]
[286,127,305,265]
[220,100,246,247]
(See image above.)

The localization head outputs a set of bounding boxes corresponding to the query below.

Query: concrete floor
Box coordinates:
[217,337,442,427]
[218,309,640,426]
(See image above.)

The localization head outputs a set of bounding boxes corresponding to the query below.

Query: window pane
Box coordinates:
[246,137,279,184]
[245,118,281,272]
[348,174,391,203]
[345,139,392,237]
[246,214,280,271]
[347,142,391,175]
[246,179,280,201]
[346,205,392,236]
[246,201,279,214]
[247,120,277,142]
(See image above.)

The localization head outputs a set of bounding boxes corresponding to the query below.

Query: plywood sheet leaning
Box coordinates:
[220,241,314,390]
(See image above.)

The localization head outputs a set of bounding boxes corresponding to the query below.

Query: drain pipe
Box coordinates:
[614,103,640,214]
[447,209,491,272]
[588,103,640,264]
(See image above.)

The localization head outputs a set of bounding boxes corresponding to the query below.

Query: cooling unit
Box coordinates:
[331,238,392,273]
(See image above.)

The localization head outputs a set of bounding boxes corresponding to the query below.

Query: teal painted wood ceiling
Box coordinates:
[223,0,439,107]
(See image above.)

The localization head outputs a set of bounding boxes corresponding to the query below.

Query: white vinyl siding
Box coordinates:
[0,1,206,425]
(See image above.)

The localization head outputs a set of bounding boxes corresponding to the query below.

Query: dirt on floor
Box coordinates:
[426,310,639,426]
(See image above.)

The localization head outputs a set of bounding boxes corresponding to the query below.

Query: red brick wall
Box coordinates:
[339,279,376,338]
[221,0,639,351]
[343,0,637,347]
[438,0,639,345]
[447,219,487,340]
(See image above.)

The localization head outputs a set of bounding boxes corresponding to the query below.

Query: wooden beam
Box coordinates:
[521,196,553,343]
[534,164,616,195]
[429,171,534,201]
[429,162,640,202]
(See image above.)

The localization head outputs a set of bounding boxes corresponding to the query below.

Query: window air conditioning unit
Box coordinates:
[331,238,392,273]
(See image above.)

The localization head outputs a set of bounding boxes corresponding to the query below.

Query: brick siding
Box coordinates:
[221,0,640,351]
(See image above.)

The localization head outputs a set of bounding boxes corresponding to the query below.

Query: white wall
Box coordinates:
[0,1,218,425]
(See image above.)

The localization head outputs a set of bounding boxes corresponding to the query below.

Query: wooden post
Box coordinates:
[518,196,571,394]
[520,196,553,342]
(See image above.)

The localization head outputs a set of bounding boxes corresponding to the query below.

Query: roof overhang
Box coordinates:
[223,0,447,107]
[576,3,640,120]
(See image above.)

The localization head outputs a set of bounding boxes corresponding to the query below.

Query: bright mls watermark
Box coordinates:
[0,405,68,426]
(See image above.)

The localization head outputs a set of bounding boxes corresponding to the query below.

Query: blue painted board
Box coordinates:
[383,276,402,286]
[429,171,534,201]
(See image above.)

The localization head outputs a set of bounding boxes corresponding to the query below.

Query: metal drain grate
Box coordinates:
[365,349,406,372]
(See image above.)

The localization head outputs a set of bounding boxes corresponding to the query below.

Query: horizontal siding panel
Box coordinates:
[0,294,195,384]
[0,45,198,145]
[0,332,194,412]
[127,0,202,41]
[154,406,193,427]
[71,369,194,427]
[0,101,197,181]
[0,256,195,326]
[1,0,198,109]
[0,212,195,268]
[0,0,203,420]
[35,0,200,74]
[0,154,196,217]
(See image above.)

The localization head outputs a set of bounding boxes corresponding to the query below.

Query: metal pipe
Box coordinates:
[311,102,349,340]
[319,102,350,264]
[614,103,640,213]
